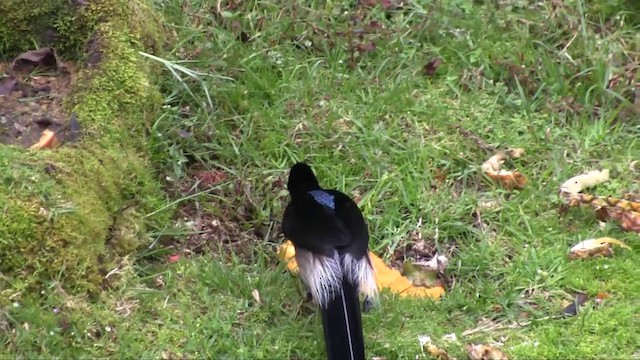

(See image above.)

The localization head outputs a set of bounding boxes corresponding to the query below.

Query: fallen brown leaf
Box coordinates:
[12,48,61,73]
[506,148,525,158]
[594,207,610,222]
[194,169,228,188]
[153,275,165,288]
[485,171,528,190]
[482,152,508,173]
[618,210,640,232]
[466,344,509,360]
[481,151,528,190]
[427,343,451,360]
[595,292,610,305]
[424,58,443,76]
[29,129,60,150]
[434,168,448,185]
[567,237,631,260]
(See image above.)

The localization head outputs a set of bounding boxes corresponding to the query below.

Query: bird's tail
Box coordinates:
[295,250,376,360]
[320,278,364,360]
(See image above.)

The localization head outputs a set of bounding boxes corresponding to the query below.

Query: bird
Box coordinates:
[282,162,378,360]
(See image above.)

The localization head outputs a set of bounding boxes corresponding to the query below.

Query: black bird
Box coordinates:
[282,162,378,360]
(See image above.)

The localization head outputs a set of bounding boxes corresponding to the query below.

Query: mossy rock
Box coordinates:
[0,0,173,300]
[0,0,165,59]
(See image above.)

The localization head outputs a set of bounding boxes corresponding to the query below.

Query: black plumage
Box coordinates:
[282,162,378,360]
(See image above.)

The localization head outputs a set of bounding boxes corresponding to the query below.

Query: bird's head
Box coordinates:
[287,162,321,195]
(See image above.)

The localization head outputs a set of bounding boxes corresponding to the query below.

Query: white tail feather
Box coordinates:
[295,249,378,308]
[342,253,378,301]
[295,249,342,308]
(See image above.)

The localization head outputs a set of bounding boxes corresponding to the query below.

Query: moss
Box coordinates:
[0,0,168,60]
[0,145,167,294]
[68,23,157,141]
[0,0,92,59]
[84,0,166,53]
[0,0,172,296]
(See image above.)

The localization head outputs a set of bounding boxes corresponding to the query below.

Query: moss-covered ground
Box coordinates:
[2,0,640,359]
[1,0,169,297]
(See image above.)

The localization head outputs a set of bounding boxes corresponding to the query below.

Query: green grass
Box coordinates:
[2,0,640,358]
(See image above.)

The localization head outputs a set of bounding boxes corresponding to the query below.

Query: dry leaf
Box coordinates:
[424,58,443,76]
[434,168,448,185]
[597,207,640,233]
[278,240,445,299]
[561,191,640,232]
[560,191,640,211]
[618,210,640,233]
[486,171,527,190]
[29,129,60,150]
[622,193,640,202]
[559,169,610,194]
[419,335,453,360]
[506,148,525,158]
[481,151,527,190]
[12,48,61,73]
[595,292,610,305]
[568,237,631,260]
[153,275,166,288]
[466,344,509,360]
[251,289,261,305]
[481,152,508,173]
[427,344,451,360]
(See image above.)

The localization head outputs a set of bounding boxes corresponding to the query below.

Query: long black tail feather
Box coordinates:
[320,279,365,360]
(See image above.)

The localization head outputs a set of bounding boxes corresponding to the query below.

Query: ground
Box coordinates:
[0,0,169,301]
[2,0,640,359]
[0,52,76,148]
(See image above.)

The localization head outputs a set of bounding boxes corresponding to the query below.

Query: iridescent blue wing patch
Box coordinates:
[308,190,335,210]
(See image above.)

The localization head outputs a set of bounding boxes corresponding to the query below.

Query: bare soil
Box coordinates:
[0,48,78,148]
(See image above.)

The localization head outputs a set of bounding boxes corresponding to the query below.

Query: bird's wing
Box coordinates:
[323,190,369,256]
[282,191,353,256]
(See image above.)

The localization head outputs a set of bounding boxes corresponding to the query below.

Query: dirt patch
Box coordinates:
[159,164,279,263]
[0,48,79,148]
[172,203,259,261]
